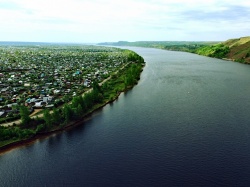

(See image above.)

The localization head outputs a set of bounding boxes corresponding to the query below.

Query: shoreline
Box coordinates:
[0,77,139,155]
[112,45,250,65]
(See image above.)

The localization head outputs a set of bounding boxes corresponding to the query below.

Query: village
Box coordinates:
[0,45,130,123]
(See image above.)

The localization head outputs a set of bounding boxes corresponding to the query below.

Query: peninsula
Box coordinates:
[0,44,145,151]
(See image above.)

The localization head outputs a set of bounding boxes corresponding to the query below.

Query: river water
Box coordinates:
[1,47,250,186]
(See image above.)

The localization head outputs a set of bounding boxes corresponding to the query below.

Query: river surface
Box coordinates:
[1,47,250,186]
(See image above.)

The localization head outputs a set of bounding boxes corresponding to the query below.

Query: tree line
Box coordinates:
[196,44,230,58]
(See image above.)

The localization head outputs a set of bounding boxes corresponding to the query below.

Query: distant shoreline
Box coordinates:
[0,41,96,46]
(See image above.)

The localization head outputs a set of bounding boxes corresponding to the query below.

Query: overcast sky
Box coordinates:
[0,0,249,43]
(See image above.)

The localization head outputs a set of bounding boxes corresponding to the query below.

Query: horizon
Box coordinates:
[0,39,226,44]
[0,0,250,43]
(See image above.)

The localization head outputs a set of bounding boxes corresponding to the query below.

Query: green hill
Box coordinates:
[196,36,250,64]
[223,36,250,64]
[195,44,229,59]
[224,36,250,47]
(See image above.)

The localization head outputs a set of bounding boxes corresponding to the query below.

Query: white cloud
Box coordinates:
[0,0,249,42]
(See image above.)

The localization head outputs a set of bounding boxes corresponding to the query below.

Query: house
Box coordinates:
[43,97,49,103]
[53,89,61,94]
[1,87,9,94]
[34,101,46,108]
[43,96,54,103]
[7,103,18,109]
[0,111,6,118]
[24,83,31,87]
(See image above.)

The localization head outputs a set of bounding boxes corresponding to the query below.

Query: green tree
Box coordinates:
[36,124,46,133]
[78,96,87,112]
[43,109,52,129]
[52,108,61,125]
[19,106,31,126]
[92,81,102,93]
[71,96,82,109]
[83,92,93,109]
[63,95,71,103]
[63,104,73,124]
[74,104,83,119]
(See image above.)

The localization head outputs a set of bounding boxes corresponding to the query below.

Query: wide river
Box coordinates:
[1,47,250,186]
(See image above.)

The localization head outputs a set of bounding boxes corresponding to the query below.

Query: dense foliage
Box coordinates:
[0,126,35,142]
[196,44,230,58]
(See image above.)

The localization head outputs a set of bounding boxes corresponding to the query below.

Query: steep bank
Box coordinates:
[224,36,250,64]
[196,36,250,64]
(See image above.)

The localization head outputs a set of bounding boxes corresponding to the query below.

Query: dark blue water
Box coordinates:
[1,47,250,186]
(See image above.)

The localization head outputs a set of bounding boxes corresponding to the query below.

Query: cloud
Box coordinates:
[180,5,250,22]
[0,1,20,10]
[0,0,249,42]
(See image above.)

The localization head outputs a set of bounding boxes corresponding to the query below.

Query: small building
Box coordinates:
[34,101,46,108]
[0,111,5,117]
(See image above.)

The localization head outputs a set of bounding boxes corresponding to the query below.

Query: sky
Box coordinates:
[0,0,249,43]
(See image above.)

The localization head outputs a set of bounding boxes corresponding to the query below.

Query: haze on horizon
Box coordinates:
[0,0,249,43]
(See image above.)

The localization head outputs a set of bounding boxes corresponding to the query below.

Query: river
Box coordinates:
[1,47,250,186]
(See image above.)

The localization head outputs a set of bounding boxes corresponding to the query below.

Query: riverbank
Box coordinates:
[0,62,145,155]
[99,38,250,64]
[0,93,119,154]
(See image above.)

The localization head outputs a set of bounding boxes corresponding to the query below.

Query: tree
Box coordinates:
[63,104,73,124]
[19,106,31,126]
[63,95,71,103]
[71,96,82,109]
[83,92,93,109]
[74,104,83,119]
[52,108,61,125]
[92,81,102,93]
[78,96,87,112]
[43,109,52,129]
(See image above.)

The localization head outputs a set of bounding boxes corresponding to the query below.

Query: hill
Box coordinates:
[223,37,250,64]
[196,36,250,64]
[223,36,250,47]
